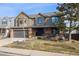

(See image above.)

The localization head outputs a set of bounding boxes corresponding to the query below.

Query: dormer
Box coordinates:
[35,13,45,25]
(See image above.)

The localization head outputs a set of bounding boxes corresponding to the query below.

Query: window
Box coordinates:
[20,20,23,24]
[2,20,7,25]
[17,18,23,26]
[36,17,44,25]
[52,17,60,24]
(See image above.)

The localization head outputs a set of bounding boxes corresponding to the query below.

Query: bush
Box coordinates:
[37,36,43,40]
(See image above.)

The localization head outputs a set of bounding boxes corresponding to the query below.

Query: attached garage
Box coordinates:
[13,29,29,38]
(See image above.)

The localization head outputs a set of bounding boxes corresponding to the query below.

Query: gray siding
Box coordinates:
[13,30,25,38]
[0,17,15,28]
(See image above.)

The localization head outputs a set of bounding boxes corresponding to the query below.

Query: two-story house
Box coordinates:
[0,12,62,39]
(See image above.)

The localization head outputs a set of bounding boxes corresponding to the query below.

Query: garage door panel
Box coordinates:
[14,30,25,38]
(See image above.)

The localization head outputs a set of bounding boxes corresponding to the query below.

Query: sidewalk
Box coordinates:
[0,47,71,56]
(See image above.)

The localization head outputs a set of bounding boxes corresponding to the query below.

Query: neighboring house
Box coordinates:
[65,20,79,40]
[0,17,15,37]
[0,12,62,38]
[0,17,14,28]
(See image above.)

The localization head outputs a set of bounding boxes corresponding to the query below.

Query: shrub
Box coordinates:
[37,36,43,40]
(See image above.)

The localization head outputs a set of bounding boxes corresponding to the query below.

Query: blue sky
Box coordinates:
[0,3,57,16]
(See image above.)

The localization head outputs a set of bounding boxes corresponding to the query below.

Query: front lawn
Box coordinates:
[5,39,79,55]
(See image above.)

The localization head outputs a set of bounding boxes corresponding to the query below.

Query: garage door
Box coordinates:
[13,30,27,38]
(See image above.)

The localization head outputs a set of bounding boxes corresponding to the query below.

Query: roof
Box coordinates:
[18,12,64,18]
[15,12,35,19]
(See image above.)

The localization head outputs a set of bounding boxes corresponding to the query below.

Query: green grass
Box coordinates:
[5,39,79,55]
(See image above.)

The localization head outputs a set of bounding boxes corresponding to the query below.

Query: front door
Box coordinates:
[36,28,44,36]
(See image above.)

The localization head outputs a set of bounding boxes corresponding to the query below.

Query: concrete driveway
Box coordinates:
[0,38,27,46]
[0,38,13,46]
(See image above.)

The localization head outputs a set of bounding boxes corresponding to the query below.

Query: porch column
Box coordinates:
[28,28,32,38]
[10,29,13,38]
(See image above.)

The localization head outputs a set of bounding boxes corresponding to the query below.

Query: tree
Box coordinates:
[57,3,79,41]
[55,12,66,32]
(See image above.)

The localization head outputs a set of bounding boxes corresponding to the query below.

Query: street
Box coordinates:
[0,47,70,56]
[0,52,16,56]
[0,51,29,56]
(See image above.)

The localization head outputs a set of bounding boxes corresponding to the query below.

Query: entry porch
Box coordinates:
[32,27,59,37]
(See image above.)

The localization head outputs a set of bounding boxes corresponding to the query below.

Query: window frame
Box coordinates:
[52,16,60,24]
[2,20,7,25]
[36,17,45,25]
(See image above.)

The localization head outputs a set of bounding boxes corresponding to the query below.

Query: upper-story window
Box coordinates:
[36,17,44,25]
[52,17,60,24]
[2,20,7,25]
[19,20,23,25]
[17,18,27,27]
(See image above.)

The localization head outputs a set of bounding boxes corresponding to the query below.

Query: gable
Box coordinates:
[14,12,35,27]
[15,12,29,20]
